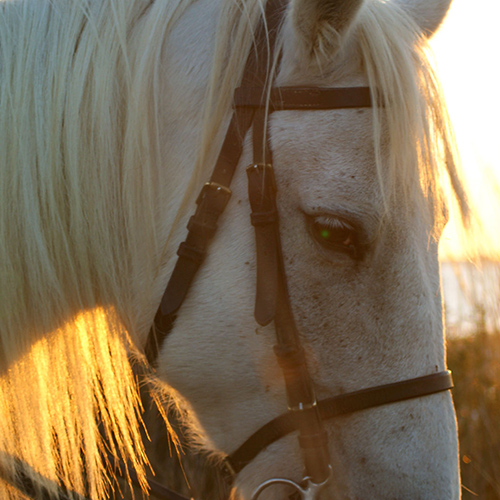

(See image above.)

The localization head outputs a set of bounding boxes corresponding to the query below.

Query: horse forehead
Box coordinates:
[269,108,380,204]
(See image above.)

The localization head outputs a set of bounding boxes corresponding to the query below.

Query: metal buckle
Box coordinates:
[251,466,332,500]
[246,164,276,193]
[196,182,232,213]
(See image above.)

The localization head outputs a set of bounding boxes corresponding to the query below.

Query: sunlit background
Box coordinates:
[431,0,500,262]
[428,0,500,334]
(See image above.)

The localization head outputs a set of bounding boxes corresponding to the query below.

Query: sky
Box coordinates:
[430,0,500,261]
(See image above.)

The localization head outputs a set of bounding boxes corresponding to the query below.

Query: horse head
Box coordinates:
[151,0,462,498]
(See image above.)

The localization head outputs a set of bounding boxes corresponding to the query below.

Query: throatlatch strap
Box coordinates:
[225,370,453,474]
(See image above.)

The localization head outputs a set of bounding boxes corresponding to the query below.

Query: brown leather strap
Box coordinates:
[145,0,288,364]
[225,370,454,474]
[247,164,279,326]
[234,86,372,110]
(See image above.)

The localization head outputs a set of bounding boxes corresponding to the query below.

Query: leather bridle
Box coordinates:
[144,1,454,499]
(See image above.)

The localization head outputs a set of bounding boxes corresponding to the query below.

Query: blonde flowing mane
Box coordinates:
[0,1,194,497]
[0,0,467,498]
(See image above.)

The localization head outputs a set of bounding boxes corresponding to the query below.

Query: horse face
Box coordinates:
[159,109,458,500]
[156,0,459,498]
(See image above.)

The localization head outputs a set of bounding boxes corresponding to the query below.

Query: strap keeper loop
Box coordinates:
[250,210,277,226]
[177,242,205,264]
[187,216,217,239]
[273,345,306,370]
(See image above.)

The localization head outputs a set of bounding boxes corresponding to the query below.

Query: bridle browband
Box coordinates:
[2,2,453,500]
[143,1,453,499]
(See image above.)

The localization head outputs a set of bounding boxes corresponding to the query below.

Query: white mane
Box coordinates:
[0,0,467,498]
[0,1,191,496]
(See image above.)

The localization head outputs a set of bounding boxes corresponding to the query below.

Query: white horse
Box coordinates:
[0,0,468,498]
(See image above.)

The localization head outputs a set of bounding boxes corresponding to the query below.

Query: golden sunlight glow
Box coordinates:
[0,306,146,499]
[431,0,500,261]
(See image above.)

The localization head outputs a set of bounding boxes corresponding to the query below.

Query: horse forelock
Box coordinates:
[0,0,191,498]
[356,2,467,233]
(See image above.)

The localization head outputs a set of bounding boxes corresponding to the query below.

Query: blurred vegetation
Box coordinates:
[446,261,500,499]
[448,330,500,499]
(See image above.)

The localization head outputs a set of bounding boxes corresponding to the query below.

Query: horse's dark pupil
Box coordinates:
[318,225,351,245]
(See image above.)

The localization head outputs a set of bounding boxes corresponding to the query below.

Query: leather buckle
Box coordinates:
[246,164,276,193]
[196,182,232,214]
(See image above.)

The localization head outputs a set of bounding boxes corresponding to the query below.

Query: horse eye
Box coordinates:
[310,217,359,257]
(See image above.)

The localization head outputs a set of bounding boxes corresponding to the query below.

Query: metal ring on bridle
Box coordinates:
[251,465,332,500]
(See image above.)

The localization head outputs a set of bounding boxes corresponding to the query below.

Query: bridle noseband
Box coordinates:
[143,1,453,499]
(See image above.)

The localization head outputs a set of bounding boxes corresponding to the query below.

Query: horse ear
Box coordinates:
[291,0,365,57]
[394,0,453,36]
